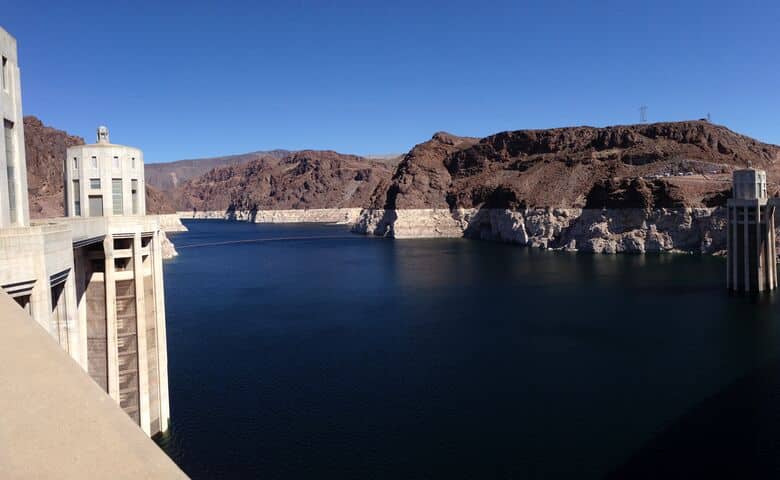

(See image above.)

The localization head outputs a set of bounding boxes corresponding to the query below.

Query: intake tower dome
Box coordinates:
[65,126,146,217]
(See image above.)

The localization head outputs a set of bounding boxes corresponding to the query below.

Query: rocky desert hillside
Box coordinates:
[23,116,85,217]
[353,120,780,253]
[23,115,780,254]
[25,116,780,232]
[145,149,291,191]
[23,116,175,217]
[169,150,396,212]
[374,121,780,212]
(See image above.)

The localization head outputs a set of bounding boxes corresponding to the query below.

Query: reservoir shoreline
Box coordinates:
[177,206,735,254]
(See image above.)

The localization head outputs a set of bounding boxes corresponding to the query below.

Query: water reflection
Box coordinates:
[609,355,780,478]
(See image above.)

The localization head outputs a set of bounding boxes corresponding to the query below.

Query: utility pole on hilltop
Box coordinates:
[639,105,648,124]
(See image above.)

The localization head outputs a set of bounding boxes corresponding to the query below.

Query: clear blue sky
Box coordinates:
[4,0,779,163]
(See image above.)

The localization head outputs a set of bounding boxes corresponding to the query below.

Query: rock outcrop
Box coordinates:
[350,121,780,253]
[168,150,396,213]
[375,121,779,213]
[145,149,291,191]
[23,116,85,218]
[353,207,728,253]
[179,208,363,224]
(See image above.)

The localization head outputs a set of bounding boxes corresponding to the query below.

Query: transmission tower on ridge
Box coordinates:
[639,105,648,123]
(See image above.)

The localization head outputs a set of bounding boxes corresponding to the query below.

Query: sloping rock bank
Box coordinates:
[178,208,362,224]
[179,206,731,254]
[353,207,729,254]
[158,214,188,259]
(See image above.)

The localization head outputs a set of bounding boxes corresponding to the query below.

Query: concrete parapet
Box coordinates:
[0,290,186,479]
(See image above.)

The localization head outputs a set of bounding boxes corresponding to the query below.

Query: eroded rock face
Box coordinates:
[145,150,292,191]
[351,120,777,254]
[160,231,178,259]
[353,207,731,254]
[26,116,780,257]
[169,150,396,213]
[179,208,364,224]
[23,116,85,218]
[383,121,780,213]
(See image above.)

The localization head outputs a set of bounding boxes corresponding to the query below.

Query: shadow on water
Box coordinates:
[609,355,780,479]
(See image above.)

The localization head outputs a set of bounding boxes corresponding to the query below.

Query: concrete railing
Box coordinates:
[0,290,186,479]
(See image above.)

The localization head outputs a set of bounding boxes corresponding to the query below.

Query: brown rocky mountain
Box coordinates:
[26,116,780,226]
[169,150,395,212]
[23,116,175,217]
[145,150,291,191]
[23,116,85,218]
[373,121,780,212]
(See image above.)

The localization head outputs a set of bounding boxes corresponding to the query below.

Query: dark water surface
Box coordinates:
[156,220,780,479]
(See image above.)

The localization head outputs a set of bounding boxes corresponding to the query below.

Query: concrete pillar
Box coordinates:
[771,207,777,290]
[727,205,732,289]
[103,236,119,401]
[757,204,764,292]
[133,233,151,436]
[74,247,89,370]
[728,207,739,290]
[64,271,85,370]
[744,206,750,292]
[152,231,171,432]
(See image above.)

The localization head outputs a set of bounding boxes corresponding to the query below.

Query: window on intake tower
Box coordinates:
[1,57,7,91]
[4,119,17,224]
[72,179,81,216]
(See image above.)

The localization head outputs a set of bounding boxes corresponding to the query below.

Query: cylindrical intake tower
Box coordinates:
[726,168,777,292]
[64,126,146,217]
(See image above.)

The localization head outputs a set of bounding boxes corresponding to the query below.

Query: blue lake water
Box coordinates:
[156,220,780,478]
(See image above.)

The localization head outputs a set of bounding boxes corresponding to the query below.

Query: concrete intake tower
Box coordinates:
[726,168,778,292]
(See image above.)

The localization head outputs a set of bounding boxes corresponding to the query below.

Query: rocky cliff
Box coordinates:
[145,149,291,191]
[26,115,780,255]
[23,116,85,218]
[168,150,396,213]
[354,121,780,253]
[375,121,779,212]
[353,207,728,253]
